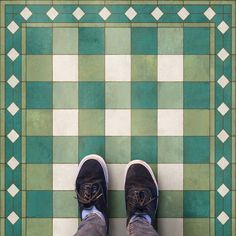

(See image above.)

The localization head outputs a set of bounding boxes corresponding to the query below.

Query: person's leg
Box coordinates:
[124,160,159,236]
[74,154,109,236]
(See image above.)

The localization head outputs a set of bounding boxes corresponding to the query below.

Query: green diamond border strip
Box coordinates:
[0,1,235,236]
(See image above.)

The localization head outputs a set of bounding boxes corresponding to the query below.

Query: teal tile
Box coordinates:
[184,82,210,109]
[132,28,157,55]
[27,191,52,217]
[108,191,126,217]
[131,82,157,108]
[26,28,52,55]
[26,137,52,164]
[184,137,210,164]
[79,82,105,109]
[131,136,157,164]
[79,28,104,55]
[26,82,52,109]
[184,191,210,217]
[79,136,105,160]
[184,28,210,54]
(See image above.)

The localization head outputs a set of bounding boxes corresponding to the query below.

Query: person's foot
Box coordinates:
[124,160,158,225]
[75,154,109,230]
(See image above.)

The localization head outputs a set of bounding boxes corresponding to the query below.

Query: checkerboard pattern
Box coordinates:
[0,2,235,236]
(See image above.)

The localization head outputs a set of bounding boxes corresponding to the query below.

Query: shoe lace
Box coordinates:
[127,188,155,213]
[76,183,103,205]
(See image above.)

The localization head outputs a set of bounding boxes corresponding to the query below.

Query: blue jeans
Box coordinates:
[74,213,159,236]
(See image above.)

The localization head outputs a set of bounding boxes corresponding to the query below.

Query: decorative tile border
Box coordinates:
[1,2,235,235]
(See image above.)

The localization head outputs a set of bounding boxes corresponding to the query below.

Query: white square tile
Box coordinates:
[53,164,78,190]
[158,55,183,81]
[53,55,78,81]
[158,164,183,190]
[105,55,131,81]
[53,218,78,236]
[53,109,78,136]
[158,218,183,236]
[105,109,131,136]
[158,109,183,136]
[109,218,127,236]
[107,164,126,190]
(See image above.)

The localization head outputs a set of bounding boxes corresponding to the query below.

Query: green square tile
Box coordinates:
[79,82,105,109]
[53,82,78,108]
[27,190,52,217]
[106,28,130,54]
[26,164,52,190]
[26,110,52,136]
[158,137,183,163]
[26,55,52,81]
[27,219,52,236]
[132,27,157,55]
[131,136,157,163]
[53,28,78,54]
[53,137,78,163]
[108,191,126,217]
[158,28,183,54]
[184,110,209,136]
[79,109,104,136]
[105,137,131,164]
[132,82,157,109]
[158,82,183,108]
[184,82,210,109]
[106,82,130,109]
[79,27,104,55]
[27,28,52,54]
[158,191,183,217]
[79,55,104,81]
[53,191,78,217]
[132,109,157,136]
[26,82,52,109]
[184,27,210,54]
[131,55,157,81]
[79,136,105,160]
[184,55,210,82]
[184,164,210,190]
[184,219,209,236]
[26,137,52,163]
[184,191,210,218]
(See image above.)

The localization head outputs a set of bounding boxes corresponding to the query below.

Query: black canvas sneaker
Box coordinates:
[75,154,109,232]
[124,160,158,225]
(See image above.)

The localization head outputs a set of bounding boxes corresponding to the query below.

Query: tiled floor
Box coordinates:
[0,1,235,236]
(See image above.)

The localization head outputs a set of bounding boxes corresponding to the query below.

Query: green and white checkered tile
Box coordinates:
[0,1,235,236]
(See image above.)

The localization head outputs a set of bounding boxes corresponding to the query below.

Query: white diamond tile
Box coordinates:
[7,157,19,170]
[217,21,229,34]
[7,212,19,225]
[7,48,19,61]
[7,129,19,143]
[151,7,163,21]
[217,130,229,143]
[204,7,216,20]
[7,21,19,34]
[217,211,229,225]
[47,7,58,20]
[217,184,229,197]
[73,7,85,20]
[218,75,229,88]
[177,7,190,20]
[217,48,229,61]
[7,75,19,88]
[20,7,32,20]
[217,157,229,170]
[125,7,137,20]
[7,103,19,116]
[7,184,19,197]
[217,103,229,116]
[99,7,111,20]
